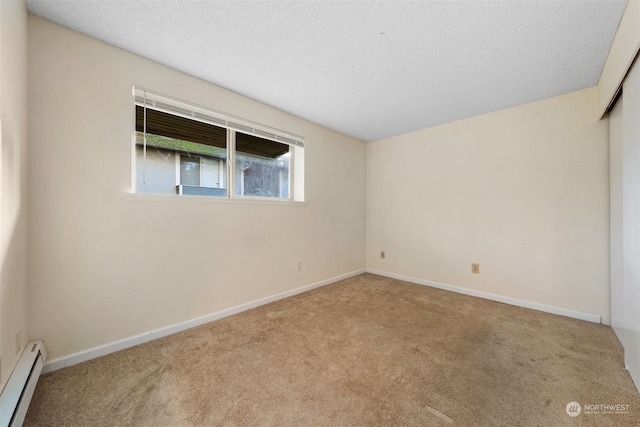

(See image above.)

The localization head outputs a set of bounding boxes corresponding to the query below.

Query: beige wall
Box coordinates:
[367,87,610,324]
[27,16,366,361]
[0,0,29,391]
[0,0,30,391]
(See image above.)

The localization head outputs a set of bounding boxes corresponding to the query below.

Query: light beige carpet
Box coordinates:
[24,274,640,426]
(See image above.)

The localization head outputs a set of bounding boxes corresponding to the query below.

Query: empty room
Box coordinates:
[1,0,640,425]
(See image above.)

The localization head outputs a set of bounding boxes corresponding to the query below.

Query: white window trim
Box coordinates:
[123,192,308,207]
[132,86,305,202]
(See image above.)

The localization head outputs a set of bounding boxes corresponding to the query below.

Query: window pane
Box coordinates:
[235,133,290,198]
[135,131,227,197]
[135,143,176,195]
[135,106,226,149]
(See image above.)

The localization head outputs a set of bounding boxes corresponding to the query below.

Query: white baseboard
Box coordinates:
[367,268,601,324]
[43,269,366,374]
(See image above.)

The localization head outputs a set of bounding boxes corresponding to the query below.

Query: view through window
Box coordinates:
[133,88,304,201]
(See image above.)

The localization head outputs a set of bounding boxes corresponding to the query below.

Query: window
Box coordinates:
[133,88,304,201]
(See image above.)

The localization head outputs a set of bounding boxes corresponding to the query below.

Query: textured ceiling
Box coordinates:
[26,0,627,142]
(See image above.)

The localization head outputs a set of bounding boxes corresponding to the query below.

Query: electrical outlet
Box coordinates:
[471,263,480,274]
[380,251,385,259]
[296,261,302,271]
[16,330,21,354]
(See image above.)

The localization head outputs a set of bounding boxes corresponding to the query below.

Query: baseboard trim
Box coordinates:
[367,268,601,324]
[43,269,366,374]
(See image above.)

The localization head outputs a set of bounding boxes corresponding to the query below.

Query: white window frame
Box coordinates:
[133,86,304,202]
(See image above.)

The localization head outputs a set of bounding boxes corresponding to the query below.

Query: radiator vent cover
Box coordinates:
[0,341,47,427]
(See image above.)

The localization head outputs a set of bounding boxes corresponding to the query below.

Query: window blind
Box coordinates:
[133,87,304,148]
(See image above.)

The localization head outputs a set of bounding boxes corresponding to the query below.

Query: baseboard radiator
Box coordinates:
[0,341,47,427]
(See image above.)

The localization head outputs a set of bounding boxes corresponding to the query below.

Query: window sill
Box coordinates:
[123,192,308,206]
